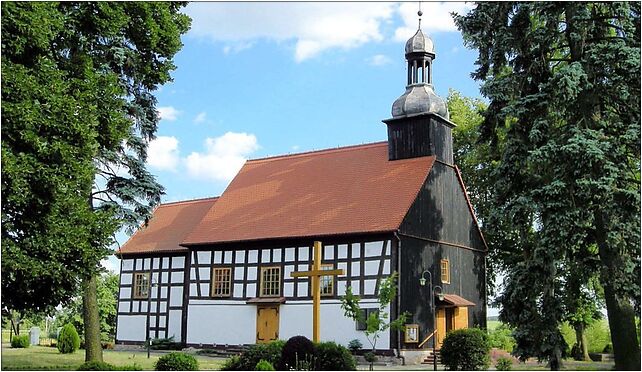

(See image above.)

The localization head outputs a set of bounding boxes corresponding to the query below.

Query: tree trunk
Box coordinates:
[573,323,590,361]
[595,213,641,370]
[548,346,562,371]
[83,274,103,362]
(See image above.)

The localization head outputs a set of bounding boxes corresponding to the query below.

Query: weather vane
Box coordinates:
[418,1,423,29]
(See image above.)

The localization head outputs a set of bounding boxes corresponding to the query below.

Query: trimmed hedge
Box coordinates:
[11,335,30,348]
[154,352,199,371]
[57,324,81,354]
[314,341,356,371]
[440,328,490,370]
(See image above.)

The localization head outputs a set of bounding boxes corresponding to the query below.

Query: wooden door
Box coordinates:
[436,308,446,349]
[256,306,279,343]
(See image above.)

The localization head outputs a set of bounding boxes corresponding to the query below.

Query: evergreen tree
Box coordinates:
[454,2,640,370]
[2,1,190,362]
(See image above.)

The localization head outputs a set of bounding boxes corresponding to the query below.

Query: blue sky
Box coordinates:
[105,2,485,273]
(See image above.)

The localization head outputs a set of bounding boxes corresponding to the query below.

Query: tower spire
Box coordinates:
[418,2,423,30]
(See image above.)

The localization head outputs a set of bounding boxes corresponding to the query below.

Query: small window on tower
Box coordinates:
[320,264,334,296]
[133,272,150,299]
[211,267,232,297]
[441,259,450,284]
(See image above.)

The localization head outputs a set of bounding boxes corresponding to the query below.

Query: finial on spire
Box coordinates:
[417,2,423,29]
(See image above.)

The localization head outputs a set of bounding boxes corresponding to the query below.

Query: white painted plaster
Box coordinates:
[247,267,257,280]
[279,301,390,349]
[365,241,382,257]
[285,248,295,261]
[122,259,134,271]
[158,316,166,328]
[168,310,182,340]
[151,272,159,285]
[273,249,282,262]
[247,283,257,297]
[224,251,232,264]
[150,317,156,327]
[248,250,258,263]
[159,302,167,313]
[261,249,270,263]
[364,279,377,295]
[135,259,142,270]
[284,282,294,297]
[120,288,131,299]
[199,267,210,281]
[190,283,198,296]
[299,246,309,261]
[337,280,347,296]
[161,287,168,299]
[161,272,168,283]
[200,283,209,296]
[297,264,307,272]
[351,281,361,295]
[116,315,147,341]
[170,287,183,307]
[297,282,309,297]
[132,301,140,313]
[163,257,170,268]
[118,301,129,313]
[187,305,256,345]
[173,256,185,268]
[190,268,197,280]
[383,260,390,275]
[234,267,244,280]
[121,273,132,285]
[196,252,210,265]
[171,272,183,283]
[365,260,379,276]
[385,241,390,255]
[235,250,246,264]
[214,251,222,263]
[140,301,148,313]
[351,244,360,258]
[284,265,294,279]
[234,283,243,297]
[351,262,360,276]
[338,244,348,259]
[152,258,159,270]
[324,245,334,260]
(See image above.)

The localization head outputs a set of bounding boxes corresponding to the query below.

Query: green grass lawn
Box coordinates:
[1,344,225,371]
[487,320,501,331]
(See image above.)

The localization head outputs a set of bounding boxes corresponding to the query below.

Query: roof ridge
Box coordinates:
[160,196,220,207]
[247,141,387,164]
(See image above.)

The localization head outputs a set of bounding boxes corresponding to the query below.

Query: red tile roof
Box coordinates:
[117,197,218,255]
[183,142,435,245]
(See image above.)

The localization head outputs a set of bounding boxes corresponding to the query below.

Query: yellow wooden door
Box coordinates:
[453,307,469,330]
[256,306,279,343]
[436,308,446,349]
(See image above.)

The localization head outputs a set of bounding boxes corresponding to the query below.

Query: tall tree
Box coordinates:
[455,2,640,370]
[2,2,190,362]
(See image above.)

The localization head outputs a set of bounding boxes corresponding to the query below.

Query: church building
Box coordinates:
[115,19,487,360]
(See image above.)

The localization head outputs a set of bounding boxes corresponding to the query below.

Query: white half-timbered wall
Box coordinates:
[185,240,392,348]
[116,255,186,342]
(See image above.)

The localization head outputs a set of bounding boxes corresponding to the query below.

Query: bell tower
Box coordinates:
[383,10,455,163]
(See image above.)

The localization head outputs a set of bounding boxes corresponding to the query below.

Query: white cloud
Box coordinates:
[147,136,180,171]
[157,106,180,121]
[394,2,473,42]
[223,41,254,55]
[193,112,207,124]
[367,54,392,66]
[101,257,119,274]
[185,132,259,182]
[185,2,395,62]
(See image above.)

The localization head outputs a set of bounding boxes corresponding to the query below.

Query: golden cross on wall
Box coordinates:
[290,241,344,342]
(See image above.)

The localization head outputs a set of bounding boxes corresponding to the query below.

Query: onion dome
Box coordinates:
[391,11,449,120]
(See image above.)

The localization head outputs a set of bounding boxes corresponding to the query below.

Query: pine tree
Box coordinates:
[454,2,640,370]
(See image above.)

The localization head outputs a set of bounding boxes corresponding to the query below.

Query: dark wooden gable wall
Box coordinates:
[397,160,487,343]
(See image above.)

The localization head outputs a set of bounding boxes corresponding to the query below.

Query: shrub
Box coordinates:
[255,360,275,371]
[220,356,242,371]
[57,324,81,354]
[347,339,362,353]
[77,361,115,370]
[495,357,512,371]
[280,336,315,370]
[364,352,376,363]
[487,324,515,352]
[11,335,30,348]
[154,352,199,371]
[221,341,285,371]
[440,328,490,371]
[315,341,356,371]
